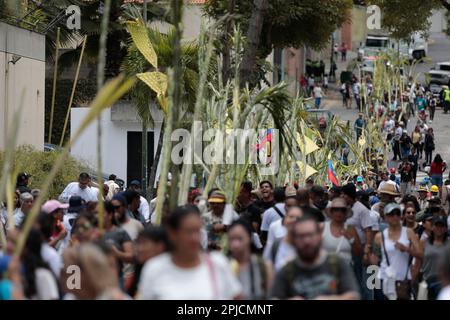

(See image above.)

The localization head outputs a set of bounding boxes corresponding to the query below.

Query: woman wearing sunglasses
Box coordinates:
[372,203,421,300]
[403,205,421,235]
[323,198,362,265]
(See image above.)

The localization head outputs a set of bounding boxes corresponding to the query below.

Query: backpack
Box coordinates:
[284,253,340,298]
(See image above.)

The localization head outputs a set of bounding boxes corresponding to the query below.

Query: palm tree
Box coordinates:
[122,25,202,198]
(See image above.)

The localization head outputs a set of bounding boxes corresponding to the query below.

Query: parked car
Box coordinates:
[44,143,63,152]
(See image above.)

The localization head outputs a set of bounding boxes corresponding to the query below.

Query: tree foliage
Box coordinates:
[205,0,352,54]
[368,0,445,39]
[205,0,352,86]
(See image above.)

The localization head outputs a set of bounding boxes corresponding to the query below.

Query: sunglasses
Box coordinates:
[386,210,401,216]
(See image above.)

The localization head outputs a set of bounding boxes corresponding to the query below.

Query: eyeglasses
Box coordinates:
[113,205,122,210]
[294,232,318,240]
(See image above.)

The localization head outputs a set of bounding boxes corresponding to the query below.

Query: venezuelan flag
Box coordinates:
[327,160,340,187]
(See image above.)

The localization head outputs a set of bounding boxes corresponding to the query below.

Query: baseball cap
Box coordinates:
[42,200,69,214]
[384,203,401,216]
[341,183,356,199]
[68,196,87,213]
[356,176,364,183]
[430,185,439,193]
[129,180,141,187]
[208,190,226,204]
[17,172,31,182]
[433,216,448,227]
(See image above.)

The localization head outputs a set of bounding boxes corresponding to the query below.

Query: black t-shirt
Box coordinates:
[398,162,413,182]
[254,199,275,212]
[271,252,360,300]
[238,202,264,230]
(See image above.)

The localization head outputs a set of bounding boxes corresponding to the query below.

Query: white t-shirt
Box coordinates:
[266,219,286,246]
[59,182,98,203]
[313,86,323,98]
[139,196,150,222]
[261,203,285,232]
[33,268,59,300]
[346,201,374,244]
[438,285,450,300]
[41,243,62,278]
[263,238,296,272]
[138,252,242,300]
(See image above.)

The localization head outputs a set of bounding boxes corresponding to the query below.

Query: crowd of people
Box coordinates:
[1,163,450,300]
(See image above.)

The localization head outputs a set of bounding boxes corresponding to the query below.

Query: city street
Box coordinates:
[322,32,450,176]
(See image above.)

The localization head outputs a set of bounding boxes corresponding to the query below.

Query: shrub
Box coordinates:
[0,146,88,200]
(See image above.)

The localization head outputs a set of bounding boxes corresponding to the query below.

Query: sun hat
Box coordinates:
[378,183,400,196]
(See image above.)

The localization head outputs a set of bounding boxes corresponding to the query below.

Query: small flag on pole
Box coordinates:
[327,160,340,186]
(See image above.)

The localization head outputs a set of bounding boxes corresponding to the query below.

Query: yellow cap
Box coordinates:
[430,185,439,193]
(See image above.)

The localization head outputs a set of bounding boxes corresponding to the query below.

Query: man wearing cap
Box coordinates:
[13,192,34,228]
[356,176,367,191]
[128,180,150,224]
[341,183,375,300]
[59,172,98,203]
[203,190,239,250]
[417,185,429,211]
[354,113,365,141]
[16,172,31,194]
[60,196,87,252]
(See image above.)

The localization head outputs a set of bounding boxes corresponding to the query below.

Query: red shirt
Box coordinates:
[430,162,446,175]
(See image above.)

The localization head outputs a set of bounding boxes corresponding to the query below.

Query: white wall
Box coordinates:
[429,9,448,33]
[70,106,163,184]
[0,22,45,151]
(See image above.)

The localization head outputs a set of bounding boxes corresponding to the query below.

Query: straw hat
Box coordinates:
[378,183,400,196]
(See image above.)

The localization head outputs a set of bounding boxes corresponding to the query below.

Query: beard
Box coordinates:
[297,244,321,263]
